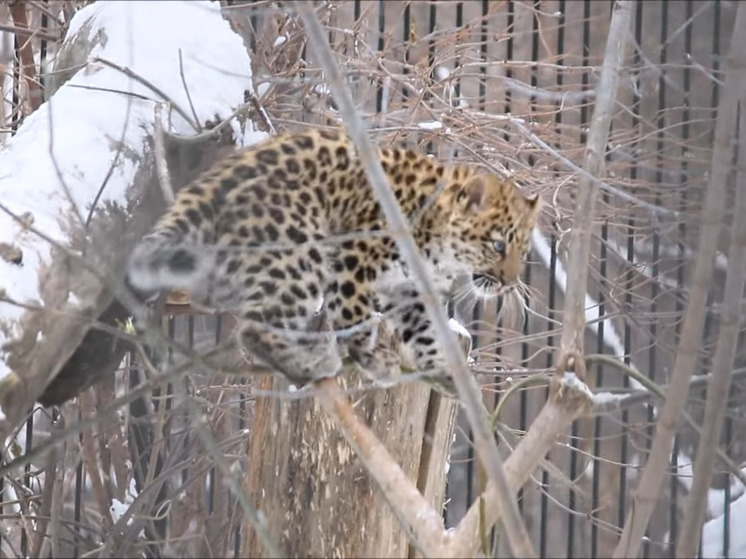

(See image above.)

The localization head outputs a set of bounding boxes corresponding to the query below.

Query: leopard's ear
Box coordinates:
[456,175,489,213]
[524,192,540,212]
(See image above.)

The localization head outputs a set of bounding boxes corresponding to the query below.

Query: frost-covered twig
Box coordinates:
[295,3,537,558]
[558,0,635,363]
[586,354,746,489]
[165,101,252,145]
[613,4,746,557]
[153,103,175,205]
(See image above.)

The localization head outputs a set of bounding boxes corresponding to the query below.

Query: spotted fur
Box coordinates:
[127,129,540,390]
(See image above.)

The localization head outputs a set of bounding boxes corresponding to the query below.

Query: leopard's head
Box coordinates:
[437,173,540,296]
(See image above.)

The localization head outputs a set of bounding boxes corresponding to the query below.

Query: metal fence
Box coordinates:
[1,1,742,557]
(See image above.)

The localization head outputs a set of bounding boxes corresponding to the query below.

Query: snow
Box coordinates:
[0,1,264,387]
[273,35,288,48]
[531,229,645,391]
[434,66,451,82]
[448,317,474,362]
[561,372,594,399]
[676,456,746,522]
[591,390,623,406]
[110,477,139,529]
[673,454,746,557]
[702,491,746,558]
[447,318,471,341]
[417,121,444,131]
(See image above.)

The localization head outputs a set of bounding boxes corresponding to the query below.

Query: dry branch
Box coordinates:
[558,0,635,361]
[444,372,594,558]
[9,1,42,112]
[313,369,594,559]
[294,3,535,557]
[613,3,746,556]
[674,41,746,557]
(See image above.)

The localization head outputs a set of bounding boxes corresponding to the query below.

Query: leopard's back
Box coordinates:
[126,127,539,388]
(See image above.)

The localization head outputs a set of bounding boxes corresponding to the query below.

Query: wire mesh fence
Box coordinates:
[0,1,743,557]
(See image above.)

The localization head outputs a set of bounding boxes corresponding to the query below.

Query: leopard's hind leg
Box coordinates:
[232,247,342,385]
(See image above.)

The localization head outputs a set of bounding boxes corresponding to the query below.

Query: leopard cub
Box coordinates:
[127,129,539,391]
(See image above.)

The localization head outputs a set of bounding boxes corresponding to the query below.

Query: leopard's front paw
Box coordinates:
[348,346,402,387]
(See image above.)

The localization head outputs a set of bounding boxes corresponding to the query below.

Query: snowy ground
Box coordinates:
[0,1,266,392]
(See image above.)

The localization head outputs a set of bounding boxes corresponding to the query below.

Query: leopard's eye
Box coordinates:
[492,239,506,254]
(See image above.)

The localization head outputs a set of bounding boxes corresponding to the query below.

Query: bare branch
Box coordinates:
[558,0,636,361]
[675,52,746,557]
[443,372,594,558]
[91,57,200,132]
[613,4,746,556]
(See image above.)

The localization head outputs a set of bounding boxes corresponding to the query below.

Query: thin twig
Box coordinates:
[164,101,252,145]
[0,340,239,478]
[92,57,200,132]
[508,118,678,219]
[294,3,536,558]
[586,354,746,489]
[178,49,202,133]
[246,87,277,134]
[444,373,594,557]
[0,22,59,42]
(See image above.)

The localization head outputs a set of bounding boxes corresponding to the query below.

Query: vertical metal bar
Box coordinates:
[74,451,83,556]
[11,29,20,133]
[376,0,385,112]
[478,0,489,109]
[455,2,463,101]
[402,3,410,102]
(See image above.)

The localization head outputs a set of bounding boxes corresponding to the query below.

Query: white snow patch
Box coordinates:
[110,477,138,523]
[675,454,746,521]
[531,229,645,391]
[256,82,271,98]
[434,66,451,81]
[702,491,746,558]
[561,372,594,399]
[592,391,622,406]
[448,317,474,362]
[273,35,288,48]
[0,1,262,385]
[448,318,471,341]
[417,121,444,131]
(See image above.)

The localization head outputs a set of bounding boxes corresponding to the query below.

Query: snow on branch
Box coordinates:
[0,1,261,433]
